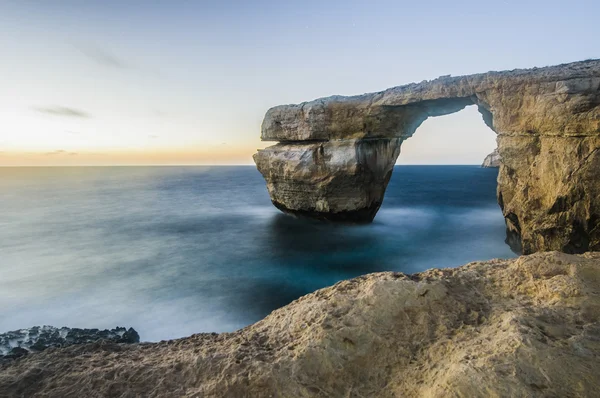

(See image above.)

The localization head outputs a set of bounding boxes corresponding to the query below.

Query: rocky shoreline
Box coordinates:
[0,326,139,362]
[1,251,599,397]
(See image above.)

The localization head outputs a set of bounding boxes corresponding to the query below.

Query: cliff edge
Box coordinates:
[2,251,600,397]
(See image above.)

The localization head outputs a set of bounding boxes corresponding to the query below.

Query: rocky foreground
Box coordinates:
[2,251,600,397]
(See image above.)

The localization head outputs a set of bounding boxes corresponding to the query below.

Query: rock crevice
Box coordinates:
[254,59,600,253]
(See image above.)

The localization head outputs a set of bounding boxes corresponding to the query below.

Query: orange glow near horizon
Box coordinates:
[1,106,498,166]
[0,146,263,166]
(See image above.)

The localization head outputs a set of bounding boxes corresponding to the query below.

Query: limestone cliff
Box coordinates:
[482,148,501,167]
[2,251,600,397]
[254,59,600,254]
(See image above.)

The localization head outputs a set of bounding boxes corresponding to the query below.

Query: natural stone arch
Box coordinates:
[254,60,600,254]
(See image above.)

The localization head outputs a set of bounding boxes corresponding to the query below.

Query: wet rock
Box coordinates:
[4,348,28,360]
[0,326,139,361]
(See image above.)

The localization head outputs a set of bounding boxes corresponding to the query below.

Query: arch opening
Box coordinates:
[378,105,516,257]
[397,104,497,165]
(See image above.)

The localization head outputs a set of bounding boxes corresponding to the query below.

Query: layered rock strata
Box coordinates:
[1,251,600,397]
[254,59,600,253]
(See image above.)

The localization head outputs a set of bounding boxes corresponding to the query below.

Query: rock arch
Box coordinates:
[254,60,600,254]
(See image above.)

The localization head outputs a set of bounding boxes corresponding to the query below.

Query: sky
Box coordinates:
[0,0,598,166]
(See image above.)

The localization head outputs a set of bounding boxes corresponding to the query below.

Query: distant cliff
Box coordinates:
[482,148,501,167]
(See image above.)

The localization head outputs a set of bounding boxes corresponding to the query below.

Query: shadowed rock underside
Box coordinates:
[1,251,600,397]
[254,59,600,253]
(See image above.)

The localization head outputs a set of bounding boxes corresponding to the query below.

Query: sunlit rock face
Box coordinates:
[254,59,600,253]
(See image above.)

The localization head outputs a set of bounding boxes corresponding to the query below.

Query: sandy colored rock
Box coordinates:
[2,251,600,397]
[254,59,600,252]
[259,60,600,141]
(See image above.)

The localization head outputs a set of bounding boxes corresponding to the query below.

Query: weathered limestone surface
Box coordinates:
[2,251,600,397]
[254,139,401,221]
[482,148,501,167]
[254,59,600,253]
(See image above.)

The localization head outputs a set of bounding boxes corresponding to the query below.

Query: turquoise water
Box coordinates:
[0,166,515,341]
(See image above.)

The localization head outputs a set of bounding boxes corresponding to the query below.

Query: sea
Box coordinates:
[0,166,515,341]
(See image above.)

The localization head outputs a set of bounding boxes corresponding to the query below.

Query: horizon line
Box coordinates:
[0,163,486,167]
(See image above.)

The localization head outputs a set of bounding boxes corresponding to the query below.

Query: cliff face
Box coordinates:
[482,148,501,167]
[2,251,600,397]
[254,59,600,253]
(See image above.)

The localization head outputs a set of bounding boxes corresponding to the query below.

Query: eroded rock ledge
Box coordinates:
[1,252,599,397]
[254,59,600,254]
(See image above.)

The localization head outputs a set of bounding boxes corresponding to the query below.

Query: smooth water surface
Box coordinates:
[0,166,515,340]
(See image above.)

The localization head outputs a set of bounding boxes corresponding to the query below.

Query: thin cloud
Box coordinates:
[33,106,90,118]
[44,150,78,156]
[148,135,159,139]
[76,44,127,69]
[44,150,66,156]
